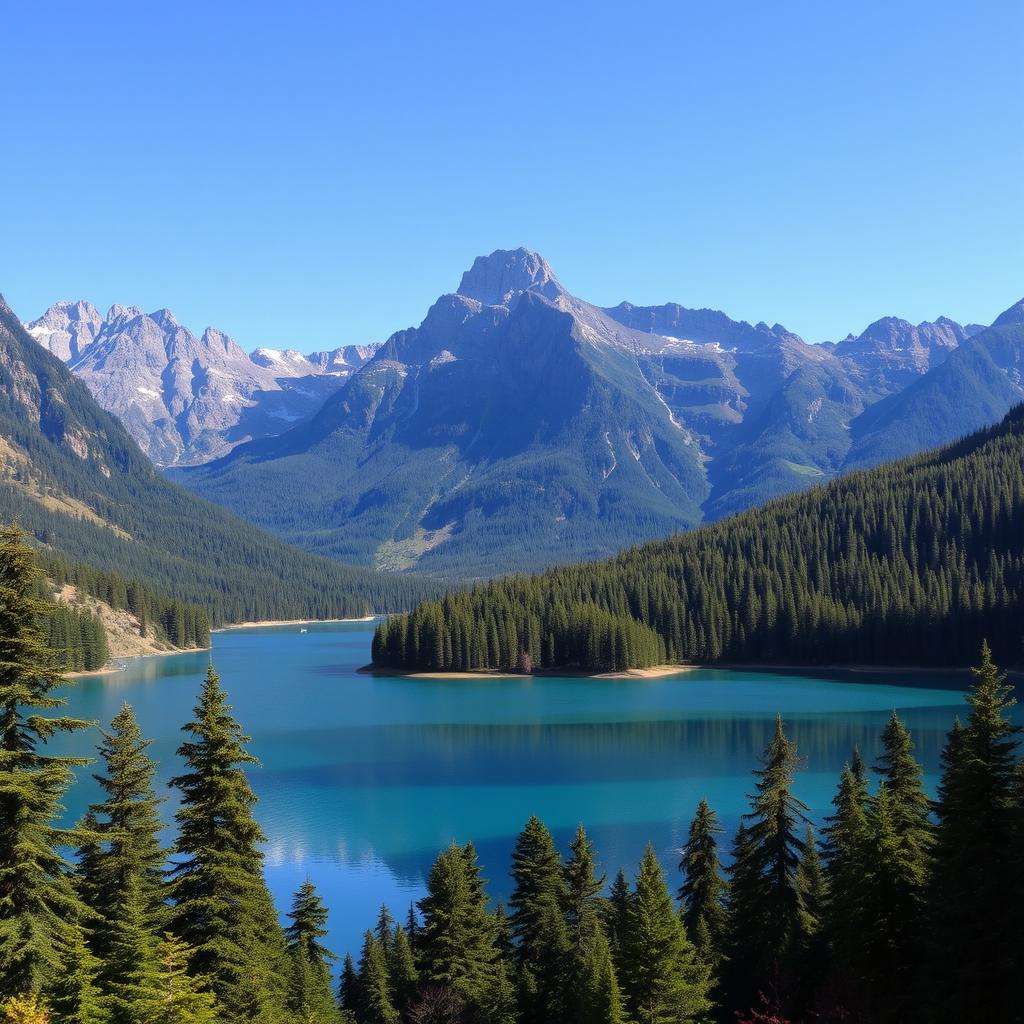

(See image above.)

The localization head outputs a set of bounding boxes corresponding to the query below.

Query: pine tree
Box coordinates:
[337,954,360,1021]
[604,868,632,980]
[417,842,499,1012]
[678,800,727,965]
[84,704,167,965]
[0,525,91,996]
[575,926,625,1024]
[726,717,809,1013]
[137,933,218,1024]
[357,931,397,1024]
[563,825,605,949]
[872,712,932,868]
[928,642,1023,1022]
[508,817,570,1024]
[285,881,337,1023]
[621,845,711,1024]
[101,880,160,1024]
[168,666,289,1023]
[389,925,419,1014]
[46,925,107,1024]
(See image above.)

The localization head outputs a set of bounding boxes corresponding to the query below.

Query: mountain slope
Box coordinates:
[26,301,376,465]
[0,295,434,620]
[844,303,1024,468]
[374,404,1024,672]
[179,249,985,576]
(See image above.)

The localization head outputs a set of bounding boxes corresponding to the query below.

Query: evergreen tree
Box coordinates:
[337,954,360,1021]
[507,817,570,1023]
[575,926,625,1024]
[417,842,499,1012]
[357,931,397,1024]
[285,881,337,1023]
[604,868,632,980]
[872,712,932,868]
[137,932,218,1024]
[0,524,90,996]
[46,925,107,1024]
[928,642,1023,1022]
[84,704,167,965]
[678,800,727,965]
[726,717,809,1012]
[101,881,160,1024]
[389,925,419,1014]
[168,666,289,1023]
[621,845,711,1024]
[563,824,605,948]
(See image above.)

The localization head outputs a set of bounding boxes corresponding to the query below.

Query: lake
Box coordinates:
[51,619,1009,961]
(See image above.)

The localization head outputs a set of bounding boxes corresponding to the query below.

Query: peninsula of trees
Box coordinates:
[2,521,1022,1023]
[373,405,1024,674]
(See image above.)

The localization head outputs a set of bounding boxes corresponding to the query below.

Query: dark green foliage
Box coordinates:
[44,602,110,672]
[678,800,727,965]
[285,881,338,1023]
[621,845,711,1024]
[100,880,160,1024]
[375,405,1024,672]
[136,932,218,1024]
[0,525,90,996]
[168,666,289,1023]
[0,304,438,627]
[508,816,571,1023]
[604,868,632,981]
[46,925,107,1024]
[417,842,500,1013]
[81,703,167,972]
[357,930,398,1024]
[338,954,360,1018]
[726,717,810,1011]
[389,924,419,1014]
[927,641,1023,1022]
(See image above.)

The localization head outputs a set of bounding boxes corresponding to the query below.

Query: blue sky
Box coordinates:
[3,1,1022,350]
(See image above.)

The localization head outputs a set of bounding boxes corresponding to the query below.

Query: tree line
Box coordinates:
[3,526,1023,1023]
[373,405,1024,673]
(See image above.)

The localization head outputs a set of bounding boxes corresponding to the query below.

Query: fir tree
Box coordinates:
[604,868,632,980]
[727,717,809,1012]
[84,704,167,965]
[872,712,932,868]
[168,666,289,1023]
[337,954,360,1021]
[389,925,419,1014]
[101,880,160,1024]
[285,881,337,1023]
[508,817,570,1024]
[928,642,1022,1022]
[563,824,605,948]
[357,931,397,1024]
[46,925,107,1024]
[621,845,711,1024]
[575,926,624,1024]
[137,933,218,1024]
[0,525,90,996]
[417,842,499,1012]
[678,800,727,965]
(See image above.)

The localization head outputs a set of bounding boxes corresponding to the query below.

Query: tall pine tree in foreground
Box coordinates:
[678,800,727,967]
[621,845,710,1024]
[285,880,338,1023]
[928,642,1022,1022]
[82,703,167,973]
[726,716,809,1014]
[168,665,290,1023]
[508,817,570,1024]
[0,524,90,996]
[137,932,218,1024]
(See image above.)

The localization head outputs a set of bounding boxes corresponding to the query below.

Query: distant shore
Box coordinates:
[359,663,694,680]
[214,615,377,630]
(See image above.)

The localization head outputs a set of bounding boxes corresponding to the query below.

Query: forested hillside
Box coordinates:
[0,296,438,623]
[374,405,1024,672]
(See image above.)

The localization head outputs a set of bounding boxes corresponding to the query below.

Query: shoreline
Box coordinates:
[214,615,377,631]
[359,663,695,680]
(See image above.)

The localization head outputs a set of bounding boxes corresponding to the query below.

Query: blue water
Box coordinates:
[50,620,1012,960]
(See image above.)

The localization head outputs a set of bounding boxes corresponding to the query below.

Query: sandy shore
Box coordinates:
[215,616,376,630]
[360,663,694,680]
[63,646,195,678]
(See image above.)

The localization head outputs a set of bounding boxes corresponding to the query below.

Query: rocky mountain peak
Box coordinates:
[992,297,1024,328]
[456,247,563,307]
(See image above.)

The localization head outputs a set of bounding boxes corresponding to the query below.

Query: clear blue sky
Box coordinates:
[3,1,1022,350]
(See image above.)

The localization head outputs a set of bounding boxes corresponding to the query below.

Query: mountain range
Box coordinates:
[168,249,1023,576]
[26,300,376,465]
[0,295,433,620]
[23,249,1024,577]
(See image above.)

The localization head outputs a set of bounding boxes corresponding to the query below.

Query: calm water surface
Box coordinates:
[52,620,1016,959]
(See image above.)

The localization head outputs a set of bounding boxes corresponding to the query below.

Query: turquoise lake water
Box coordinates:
[50,619,1014,960]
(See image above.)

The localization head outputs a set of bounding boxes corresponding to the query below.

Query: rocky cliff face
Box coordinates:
[25,303,377,465]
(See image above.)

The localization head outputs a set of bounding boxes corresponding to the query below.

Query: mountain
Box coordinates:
[373,403,1024,673]
[844,301,1024,468]
[177,248,996,576]
[0,295,434,620]
[26,302,376,465]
